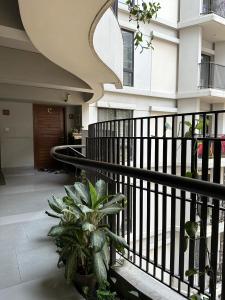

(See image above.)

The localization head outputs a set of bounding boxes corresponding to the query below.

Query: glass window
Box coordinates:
[98,108,133,122]
[122,30,134,87]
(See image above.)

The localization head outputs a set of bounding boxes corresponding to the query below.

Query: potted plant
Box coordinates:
[46,177,128,299]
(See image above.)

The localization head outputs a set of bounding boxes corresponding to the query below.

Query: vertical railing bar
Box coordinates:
[127,119,131,259]
[139,119,144,268]
[133,119,137,263]
[214,112,218,138]
[210,139,221,300]
[146,118,151,273]
[199,139,209,292]
[161,117,168,281]
[121,121,125,238]
[188,114,197,291]
[170,133,177,287]
[178,116,186,290]
[116,135,120,236]
[154,117,159,276]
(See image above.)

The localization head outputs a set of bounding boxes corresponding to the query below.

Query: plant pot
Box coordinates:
[73,273,97,298]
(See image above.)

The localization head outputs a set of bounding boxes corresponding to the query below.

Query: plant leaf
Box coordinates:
[74,182,91,205]
[48,199,62,214]
[48,225,79,237]
[104,228,129,251]
[90,230,106,253]
[93,252,107,285]
[93,195,113,209]
[104,193,126,208]
[65,250,77,283]
[89,181,97,208]
[100,204,123,215]
[77,203,94,214]
[52,196,66,210]
[184,121,192,128]
[101,242,110,270]
[64,186,82,205]
[95,180,107,200]
[45,211,60,219]
[62,208,81,222]
[184,235,189,252]
[190,294,202,300]
[185,221,198,238]
[82,222,96,232]
[185,268,198,277]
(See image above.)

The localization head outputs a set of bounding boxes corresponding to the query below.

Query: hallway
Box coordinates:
[0,168,83,300]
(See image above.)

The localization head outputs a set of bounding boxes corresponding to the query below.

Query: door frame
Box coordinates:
[33,104,66,169]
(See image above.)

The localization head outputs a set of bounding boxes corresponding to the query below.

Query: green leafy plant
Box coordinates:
[126,0,161,52]
[184,217,211,300]
[97,282,117,300]
[46,178,128,297]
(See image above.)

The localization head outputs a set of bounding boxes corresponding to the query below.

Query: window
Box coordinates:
[122,29,134,87]
[98,108,134,162]
[200,54,212,88]
[98,108,133,123]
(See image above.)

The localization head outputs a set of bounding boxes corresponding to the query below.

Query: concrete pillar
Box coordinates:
[178,26,202,94]
[212,103,225,134]
[180,0,201,22]
[177,98,201,114]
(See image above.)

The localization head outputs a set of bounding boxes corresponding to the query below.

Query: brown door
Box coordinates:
[33,104,65,169]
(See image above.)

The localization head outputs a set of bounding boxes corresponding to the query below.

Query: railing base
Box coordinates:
[109,261,186,300]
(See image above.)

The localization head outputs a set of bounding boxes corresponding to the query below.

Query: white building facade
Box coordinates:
[85,0,225,135]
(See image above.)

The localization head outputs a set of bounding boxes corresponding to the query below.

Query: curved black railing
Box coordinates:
[51,145,225,201]
[52,132,225,300]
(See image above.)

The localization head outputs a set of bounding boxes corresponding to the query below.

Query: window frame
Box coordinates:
[121,28,135,87]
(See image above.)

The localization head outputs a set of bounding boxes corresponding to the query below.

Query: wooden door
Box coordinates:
[33,105,65,169]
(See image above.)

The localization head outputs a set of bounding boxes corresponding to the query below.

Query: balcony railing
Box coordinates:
[52,110,225,300]
[202,0,225,18]
[199,62,225,90]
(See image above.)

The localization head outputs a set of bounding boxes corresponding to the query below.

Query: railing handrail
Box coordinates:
[199,61,225,68]
[88,109,225,127]
[51,145,225,201]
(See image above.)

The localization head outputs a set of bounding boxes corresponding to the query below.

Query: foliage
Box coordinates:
[184,116,209,138]
[96,282,117,300]
[46,179,128,292]
[184,218,211,300]
[126,0,161,52]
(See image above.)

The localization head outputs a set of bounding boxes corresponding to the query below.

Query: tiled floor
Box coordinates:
[0,168,83,299]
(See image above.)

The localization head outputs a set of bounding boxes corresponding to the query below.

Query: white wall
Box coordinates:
[157,0,179,24]
[151,39,177,94]
[0,101,34,168]
[178,26,202,94]
[180,0,201,22]
[215,42,225,65]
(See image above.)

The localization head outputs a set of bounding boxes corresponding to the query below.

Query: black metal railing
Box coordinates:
[202,0,225,18]
[199,62,225,90]
[86,110,225,299]
[52,110,225,299]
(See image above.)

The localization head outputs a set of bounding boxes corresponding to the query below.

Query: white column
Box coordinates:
[180,0,201,22]
[177,98,201,113]
[178,26,202,95]
[212,103,225,134]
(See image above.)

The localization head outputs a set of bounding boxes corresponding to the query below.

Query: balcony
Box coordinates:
[199,62,225,90]
[202,0,225,19]
[179,0,225,42]
[50,110,225,300]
